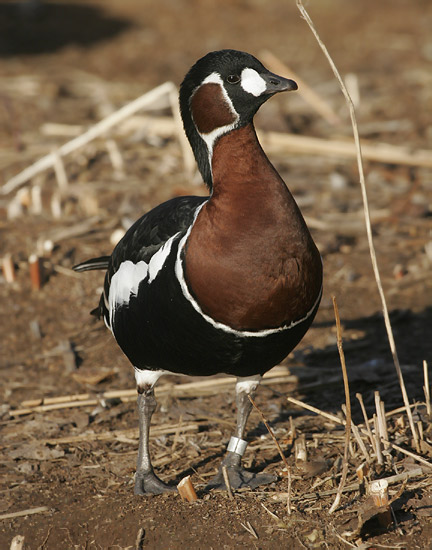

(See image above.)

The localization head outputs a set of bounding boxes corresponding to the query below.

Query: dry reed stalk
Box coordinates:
[369,479,392,527]
[50,191,62,219]
[0,506,51,521]
[296,0,419,451]
[329,296,351,514]
[105,139,125,178]
[356,393,377,453]
[221,466,234,499]
[356,462,369,482]
[294,434,307,463]
[287,396,341,424]
[248,395,292,514]
[341,407,370,463]
[177,475,198,502]
[2,82,177,195]
[260,131,432,168]
[375,392,390,451]
[135,527,145,550]
[13,368,296,415]
[287,395,432,469]
[52,149,68,190]
[29,254,42,290]
[272,467,424,503]
[2,254,16,283]
[40,422,200,446]
[424,360,431,417]
[9,535,25,550]
[373,414,384,466]
[30,185,42,214]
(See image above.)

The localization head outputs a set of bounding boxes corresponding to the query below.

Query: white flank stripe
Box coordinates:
[109,234,179,327]
[175,204,323,338]
[109,260,148,310]
[240,68,267,96]
[148,233,179,283]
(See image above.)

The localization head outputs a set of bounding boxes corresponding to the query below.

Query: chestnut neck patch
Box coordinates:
[190,83,238,135]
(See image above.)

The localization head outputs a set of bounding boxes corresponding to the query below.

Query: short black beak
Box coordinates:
[261,71,298,94]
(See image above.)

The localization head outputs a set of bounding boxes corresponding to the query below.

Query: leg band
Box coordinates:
[227,436,248,457]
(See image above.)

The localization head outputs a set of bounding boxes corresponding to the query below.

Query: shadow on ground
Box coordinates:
[293,306,432,421]
[0,2,132,56]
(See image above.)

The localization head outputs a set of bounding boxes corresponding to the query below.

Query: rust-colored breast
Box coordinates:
[190,83,237,134]
[184,124,322,331]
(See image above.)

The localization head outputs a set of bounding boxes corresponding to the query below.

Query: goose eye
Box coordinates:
[226,74,240,84]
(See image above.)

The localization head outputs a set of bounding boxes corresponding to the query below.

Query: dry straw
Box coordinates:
[296,0,419,450]
[329,296,351,514]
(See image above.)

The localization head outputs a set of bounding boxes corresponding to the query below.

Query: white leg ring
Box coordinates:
[227,436,248,456]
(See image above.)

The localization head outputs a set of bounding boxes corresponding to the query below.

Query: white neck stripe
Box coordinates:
[191,72,240,180]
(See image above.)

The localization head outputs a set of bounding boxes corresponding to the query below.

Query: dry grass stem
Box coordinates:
[240,521,258,540]
[29,254,43,291]
[423,360,431,417]
[9,535,25,550]
[12,367,296,416]
[2,82,177,195]
[0,506,51,521]
[375,392,390,452]
[370,479,389,507]
[296,0,419,451]
[248,395,289,469]
[288,395,432,469]
[260,131,432,168]
[373,414,385,465]
[52,149,68,189]
[356,393,377,453]
[135,527,145,550]
[248,395,292,514]
[177,475,198,502]
[341,409,370,463]
[329,296,351,514]
[2,254,16,283]
[295,434,307,462]
[287,396,342,425]
[221,466,234,499]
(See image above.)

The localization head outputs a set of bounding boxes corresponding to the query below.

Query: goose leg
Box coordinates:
[134,386,175,495]
[206,376,277,491]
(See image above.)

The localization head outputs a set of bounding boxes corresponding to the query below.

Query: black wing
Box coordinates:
[75,194,208,321]
[108,195,207,273]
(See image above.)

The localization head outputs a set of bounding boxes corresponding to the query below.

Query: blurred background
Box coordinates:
[1,1,432,547]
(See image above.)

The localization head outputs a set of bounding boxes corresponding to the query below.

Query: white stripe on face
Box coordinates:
[240,68,267,96]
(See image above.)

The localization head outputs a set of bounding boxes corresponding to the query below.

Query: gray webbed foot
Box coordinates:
[206,464,277,491]
[134,470,176,495]
[205,449,277,491]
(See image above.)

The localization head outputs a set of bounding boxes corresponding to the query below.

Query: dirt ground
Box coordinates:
[1,0,432,548]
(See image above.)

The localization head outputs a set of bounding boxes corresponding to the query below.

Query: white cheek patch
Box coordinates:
[240,68,267,96]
